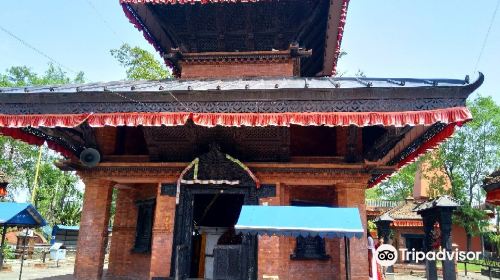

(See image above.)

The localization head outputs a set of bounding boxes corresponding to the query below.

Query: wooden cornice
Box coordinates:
[58,160,395,185]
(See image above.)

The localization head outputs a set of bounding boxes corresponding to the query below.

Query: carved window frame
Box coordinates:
[132,198,156,254]
[290,200,331,261]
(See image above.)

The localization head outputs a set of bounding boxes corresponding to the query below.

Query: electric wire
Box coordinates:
[474,0,500,72]
[0,24,78,75]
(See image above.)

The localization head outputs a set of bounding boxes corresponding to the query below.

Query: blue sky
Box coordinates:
[0,0,498,102]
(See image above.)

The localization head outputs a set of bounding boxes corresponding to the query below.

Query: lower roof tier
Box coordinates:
[0,74,484,188]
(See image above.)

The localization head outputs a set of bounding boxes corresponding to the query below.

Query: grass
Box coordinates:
[436,262,484,272]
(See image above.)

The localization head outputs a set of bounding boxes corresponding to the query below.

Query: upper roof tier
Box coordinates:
[120,0,349,77]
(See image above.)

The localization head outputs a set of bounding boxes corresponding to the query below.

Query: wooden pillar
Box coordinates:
[0,224,6,269]
[422,214,438,280]
[74,178,113,280]
[440,208,456,280]
[336,183,368,280]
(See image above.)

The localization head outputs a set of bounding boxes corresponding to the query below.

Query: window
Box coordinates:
[290,200,330,260]
[133,198,155,253]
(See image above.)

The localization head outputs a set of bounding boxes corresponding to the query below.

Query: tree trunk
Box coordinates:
[466,233,472,252]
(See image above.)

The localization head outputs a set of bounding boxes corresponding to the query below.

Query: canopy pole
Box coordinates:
[344,236,351,280]
[0,224,7,270]
[18,227,29,280]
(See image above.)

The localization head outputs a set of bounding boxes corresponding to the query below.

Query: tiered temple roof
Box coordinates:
[119,0,349,76]
[484,170,500,205]
[0,74,483,187]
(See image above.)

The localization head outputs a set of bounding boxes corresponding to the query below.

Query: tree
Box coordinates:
[110,43,170,80]
[0,64,84,225]
[434,96,500,250]
[378,96,500,250]
[0,64,84,87]
[376,161,419,200]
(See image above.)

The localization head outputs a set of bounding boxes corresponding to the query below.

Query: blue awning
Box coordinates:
[0,202,47,227]
[235,206,363,239]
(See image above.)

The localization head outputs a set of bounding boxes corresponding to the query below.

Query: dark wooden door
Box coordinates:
[213,245,242,280]
[171,185,258,280]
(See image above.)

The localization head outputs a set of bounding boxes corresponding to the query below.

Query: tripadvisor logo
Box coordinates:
[375,244,481,266]
[375,244,398,267]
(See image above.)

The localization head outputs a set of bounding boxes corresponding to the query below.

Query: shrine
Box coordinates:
[0,0,483,279]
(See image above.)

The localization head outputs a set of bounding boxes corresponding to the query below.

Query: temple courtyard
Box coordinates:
[0,260,493,280]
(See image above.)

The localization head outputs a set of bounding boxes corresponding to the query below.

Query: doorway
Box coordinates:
[404,234,425,263]
[171,186,257,280]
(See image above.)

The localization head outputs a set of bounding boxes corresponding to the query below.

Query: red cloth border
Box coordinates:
[486,188,500,206]
[392,220,424,227]
[0,108,471,168]
[332,0,349,76]
[0,107,472,128]
[0,127,75,159]
[368,122,461,188]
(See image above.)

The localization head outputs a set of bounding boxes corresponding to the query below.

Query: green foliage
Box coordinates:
[365,187,382,200]
[0,63,84,87]
[1,240,15,260]
[439,96,499,205]
[487,232,500,255]
[0,64,84,226]
[111,43,170,80]
[367,220,377,231]
[378,161,418,200]
[377,96,499,251]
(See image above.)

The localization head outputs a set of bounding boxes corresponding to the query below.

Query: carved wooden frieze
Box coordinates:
[142,124,290,162]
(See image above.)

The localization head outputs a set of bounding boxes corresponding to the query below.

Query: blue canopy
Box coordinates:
[54,225,79,231]
[0,202,47,227]
[235,206,363,238]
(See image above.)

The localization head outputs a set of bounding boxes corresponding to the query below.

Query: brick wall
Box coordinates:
[107,184,157,279]
[180,60,294,79]
[258,183,367,280]
[392,225,482,257]
[74,178,113,280]
[149,184,177,278]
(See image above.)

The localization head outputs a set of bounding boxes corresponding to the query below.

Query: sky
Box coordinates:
[0,0,499,103]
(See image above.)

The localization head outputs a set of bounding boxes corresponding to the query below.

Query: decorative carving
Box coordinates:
[133,198,156,253]
[2,98,466,115]
[256,185,276,198]
[364,126,413,161]
[142,124,290,162]
[181,144,256,186]
[291,236,330,260]
[21,127,84,156]
[161,184,177,196]
[368,123,448,185]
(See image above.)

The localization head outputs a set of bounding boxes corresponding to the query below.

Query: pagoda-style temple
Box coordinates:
[484,170,500,205]
[0,1,483,279]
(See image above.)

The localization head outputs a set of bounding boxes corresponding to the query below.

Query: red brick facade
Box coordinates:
[74,174,370,280]
[149,185,176,279]
[107,184,156,279]
[72,43,371,280]
[257,183,368,280]
[180,60,295,79]
[74,178,113,280]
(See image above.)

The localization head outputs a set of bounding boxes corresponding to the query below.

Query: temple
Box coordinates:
[0,0,483,279]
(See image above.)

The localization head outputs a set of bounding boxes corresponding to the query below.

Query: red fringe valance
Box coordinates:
[0,107,472,128]
[486,189,500,206]
[368,122,460,188]
[392,220,424,227]
[0,107,471,163]
[0,127,75,158]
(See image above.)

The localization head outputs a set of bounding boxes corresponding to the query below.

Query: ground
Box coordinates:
[0,259,495,280]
